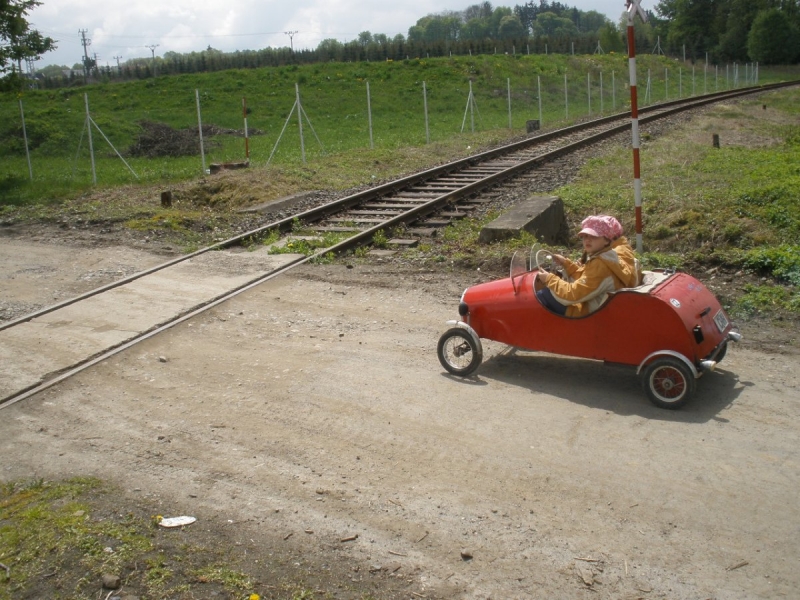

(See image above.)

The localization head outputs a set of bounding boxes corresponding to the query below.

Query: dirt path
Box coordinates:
[1,239,799,599]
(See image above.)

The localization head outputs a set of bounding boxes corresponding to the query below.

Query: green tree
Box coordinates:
[316,38,344,61]
[576,10,608,33]
[747,8,800,63]
[656,0,716,58]
[1,0,56,78]
[598,23,625,52]
[497,14,526,39]
[533,12,578,37]
[462,17,490,40]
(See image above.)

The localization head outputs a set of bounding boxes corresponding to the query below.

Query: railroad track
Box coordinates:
[1,81,796,410]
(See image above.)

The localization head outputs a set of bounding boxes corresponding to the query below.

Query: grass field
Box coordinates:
[1,54,793,205]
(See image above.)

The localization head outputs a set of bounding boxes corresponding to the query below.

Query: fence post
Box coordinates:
[537,75,542,127]
[366,80,374,149]
[507,78,512,129]
[423,81,430,144]
[600,71,604,114]
[469,81,475,132]
[195,89,206,175]
[19,99,33,180]
[422,81,431,144]
[587,72,591,116]
[84,93,97,185]
[296,83,306,163]
[564,72,568,120]
[242,97,249,161]
[612,71,616,110]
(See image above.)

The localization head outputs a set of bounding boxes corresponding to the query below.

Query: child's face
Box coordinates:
[579,234,610,254]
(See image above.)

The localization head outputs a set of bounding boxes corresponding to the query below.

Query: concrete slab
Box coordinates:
[479,195,569,245]
[0,249,305,400]
[237,191,319,214]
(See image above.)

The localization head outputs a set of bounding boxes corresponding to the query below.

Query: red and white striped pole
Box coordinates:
[626,0,647,253]
[242,97,250,163]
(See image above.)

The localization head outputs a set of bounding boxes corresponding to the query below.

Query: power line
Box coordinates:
[145,44,159,76]
[284,30,298,52]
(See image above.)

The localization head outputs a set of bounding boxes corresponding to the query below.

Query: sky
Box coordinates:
[29,0,631,69]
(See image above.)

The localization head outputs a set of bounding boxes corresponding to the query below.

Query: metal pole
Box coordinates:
[665,68,669,101]
[600,72,604,114]
[507,78,512,129]
[469,81,475,133]
[679,67,682,98]
[612,71,616,110]
[537,75,542,127]
[195,89,206,175]
[564,72,568,120]
[19,99,33,180]
[366,81,374,149]
[626,0,645,253]
[587,72,591,116]
[242,97,249,161]
[423,81,430,144]
[84,93,96,185]
[296,83,306,163]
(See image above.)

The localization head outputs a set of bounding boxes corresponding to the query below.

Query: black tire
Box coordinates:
[642,357,696,409]
[437,328,482,376]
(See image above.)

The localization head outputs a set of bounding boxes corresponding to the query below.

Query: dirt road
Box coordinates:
[1,238,799,599]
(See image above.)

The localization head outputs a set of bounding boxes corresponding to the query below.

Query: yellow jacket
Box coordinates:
[546,237,639,318]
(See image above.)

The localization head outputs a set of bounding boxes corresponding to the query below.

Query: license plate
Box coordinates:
[713,310,729,333]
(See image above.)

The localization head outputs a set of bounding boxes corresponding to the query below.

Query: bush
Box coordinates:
[743,244,800,285]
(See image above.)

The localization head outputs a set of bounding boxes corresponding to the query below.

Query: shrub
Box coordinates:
[742,244,800,285]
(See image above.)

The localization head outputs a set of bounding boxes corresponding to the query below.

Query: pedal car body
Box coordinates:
[437,255,741,409]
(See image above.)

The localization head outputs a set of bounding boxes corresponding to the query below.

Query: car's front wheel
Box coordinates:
[642,357,696,409]
[437,328,482,376]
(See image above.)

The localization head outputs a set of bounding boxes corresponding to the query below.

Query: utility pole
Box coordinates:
[284,31,298,53]
[113,55,122,71]
[79,29,92,82]
[146,44,159,76]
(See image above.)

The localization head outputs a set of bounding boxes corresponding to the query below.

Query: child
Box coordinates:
[536,215,639,317]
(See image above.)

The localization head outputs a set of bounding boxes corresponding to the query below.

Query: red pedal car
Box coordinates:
[437,249,741,409]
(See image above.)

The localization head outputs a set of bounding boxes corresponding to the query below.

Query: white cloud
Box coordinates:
[29,0,628,68]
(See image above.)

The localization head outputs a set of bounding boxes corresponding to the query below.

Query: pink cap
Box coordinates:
[578,215,623,240]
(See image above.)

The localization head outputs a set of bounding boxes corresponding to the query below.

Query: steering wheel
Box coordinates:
[535,248,556,273]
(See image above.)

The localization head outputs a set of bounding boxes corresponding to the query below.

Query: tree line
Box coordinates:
[2,0,797,91]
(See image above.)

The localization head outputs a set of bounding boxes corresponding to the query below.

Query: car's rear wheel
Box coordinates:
[642,357,696,409]
[437,328,482,376]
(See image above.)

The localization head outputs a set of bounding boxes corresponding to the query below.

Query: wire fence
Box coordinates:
[4,60,762,191]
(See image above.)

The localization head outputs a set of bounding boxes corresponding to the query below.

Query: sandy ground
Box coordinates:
[1,238,799,599]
